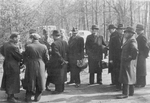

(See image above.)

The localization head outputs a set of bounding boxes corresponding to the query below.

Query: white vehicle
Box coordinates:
[77,30,91,43]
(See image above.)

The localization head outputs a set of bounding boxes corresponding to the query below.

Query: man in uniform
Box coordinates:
[85,25,106,85]
[24,33,49,102]
[135,24,149,87]
[0,33,22,102]
[117,27,138,99]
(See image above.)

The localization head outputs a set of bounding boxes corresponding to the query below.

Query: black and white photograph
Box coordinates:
[0,0,150,103]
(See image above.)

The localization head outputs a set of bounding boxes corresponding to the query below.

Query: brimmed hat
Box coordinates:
[108,24,116,30]
[52,30,61,36]
[91,25,99,30]
[117,24,125,29]
[72,27,78,33]
[30,33,41,40]
[136,24,144,31]
[124,27,136,34]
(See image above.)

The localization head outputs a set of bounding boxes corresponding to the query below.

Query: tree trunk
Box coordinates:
[144,2,148,37]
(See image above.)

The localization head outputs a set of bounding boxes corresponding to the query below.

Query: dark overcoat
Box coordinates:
[119,36,138,84]
[85,34,106,73]
[108,31,118,73]
[0,40,22,94]
[24,40,49,93]
[68,36,84,72]
[108,32,122,73]
[47,39,68,84]
[136,34,149,76]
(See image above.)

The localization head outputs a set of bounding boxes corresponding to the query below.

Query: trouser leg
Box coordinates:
[111,71,115,84]
[35,79,42,102]
[97,72,102,83]
[129,85,134,96]
[122,84,129,96]
[115,70,121,89]
[89,73,94,84]
[75,67,80,84]
[55,84,64,92]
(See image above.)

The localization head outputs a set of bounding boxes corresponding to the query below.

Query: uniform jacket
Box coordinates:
[24,40,49,92]
[85,34,106,73]
[119,36,138,84]
[136,34,149,76]
[47,39,68,84]
[0,40,22,94]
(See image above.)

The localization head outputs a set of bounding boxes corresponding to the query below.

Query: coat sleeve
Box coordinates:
[128,40,138,60]
[85,36,90,55]
[141,36,149,58]
[43,46,49,64]
[0,45,4,56]
[79,37,84,59]
[11,46,22,62]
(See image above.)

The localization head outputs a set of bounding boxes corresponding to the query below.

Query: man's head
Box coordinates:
[29,29,36,34]
[116,24,125,34]
[52,30,61,40]
[136,24,144,35]
[29,33,41,42]
[108,24,116,34]
[124,27,135,39]
[91,25,99,34]
[10,32,20,43]
[71,27,78,36]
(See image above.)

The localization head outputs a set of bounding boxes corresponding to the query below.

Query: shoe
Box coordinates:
[7,97,18,103]
[97,82,103,85]
[110,83,115,85]
[116,95,128,99]
[66,82,74,84]
[75,84,80,88]
[51,91,62,94]
[34,93,42,102]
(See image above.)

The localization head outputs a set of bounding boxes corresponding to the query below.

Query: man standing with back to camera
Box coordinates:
[24,33,49,102]
[85,25,106,85]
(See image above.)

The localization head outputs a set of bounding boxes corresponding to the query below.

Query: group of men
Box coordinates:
[0,23,149,102]
[108,24,149,99]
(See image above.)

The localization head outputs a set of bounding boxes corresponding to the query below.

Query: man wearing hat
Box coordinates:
[0,32,22,102]
[108,24,117,85]
[67,27,84,87]
[47,30,68,94]
[24,33,49,102]
[135,24,149,88]
[109,24,125,91]
[85,25,106,85]
[117,27,138,99]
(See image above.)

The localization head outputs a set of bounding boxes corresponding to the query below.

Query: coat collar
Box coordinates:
[122,35,135,48]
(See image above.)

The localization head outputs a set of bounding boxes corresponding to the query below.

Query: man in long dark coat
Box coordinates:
[47,30,68,94]
[108,24,118,85]
[24,33,49,102]
[135,24,149,87]
[0,33,22,102]
[67,28,84,87]
[117,27,138,99]
[110,24,124,90]
[85,25,106,85]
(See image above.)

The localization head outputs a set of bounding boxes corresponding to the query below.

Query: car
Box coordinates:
[77,30,91,43]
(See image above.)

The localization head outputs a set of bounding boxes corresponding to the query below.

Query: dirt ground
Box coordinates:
[0,56,150,103]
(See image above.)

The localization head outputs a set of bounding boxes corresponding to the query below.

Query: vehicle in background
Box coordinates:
[77,30,91,43]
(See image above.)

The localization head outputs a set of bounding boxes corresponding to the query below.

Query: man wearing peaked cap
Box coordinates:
[135,24,149,88]
[108,24,116,30]
[24,32,49,102]
[117,26,138,99]
[91,25,99,30]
